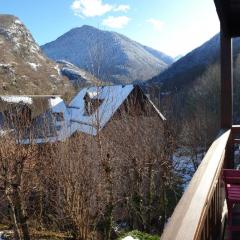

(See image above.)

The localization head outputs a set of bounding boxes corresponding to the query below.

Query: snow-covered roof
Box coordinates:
[85,90,100,99]
[0,95,61,105]
[0,96,33,104]
[69,85,135,135]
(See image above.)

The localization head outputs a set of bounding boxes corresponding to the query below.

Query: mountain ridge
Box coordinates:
[41,25,174,84]
[147,33,240,93]
[147,34,221,91]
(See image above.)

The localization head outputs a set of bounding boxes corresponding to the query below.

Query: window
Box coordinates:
[53,112,64,121]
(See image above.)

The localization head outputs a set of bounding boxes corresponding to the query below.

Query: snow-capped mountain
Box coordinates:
[0,15,72,95]
[42,25,174,84]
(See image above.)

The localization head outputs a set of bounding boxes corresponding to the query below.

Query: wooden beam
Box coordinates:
[232,125,240,134]
[214,0,240,37]
[233,139,240,144]
[220,30,233,129]
[214,0,231,36]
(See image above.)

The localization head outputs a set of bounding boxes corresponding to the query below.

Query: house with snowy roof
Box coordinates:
[0,95,68,142]
[0,85,165,143]
[68,84,165,136]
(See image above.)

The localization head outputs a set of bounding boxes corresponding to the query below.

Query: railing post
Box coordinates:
[226,132,234,169]
[220,29,233,130]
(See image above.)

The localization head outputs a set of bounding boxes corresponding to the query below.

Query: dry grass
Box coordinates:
[30,229,71,240]
[0,226,71,240]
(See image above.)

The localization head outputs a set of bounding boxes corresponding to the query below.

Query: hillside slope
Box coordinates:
[147,34,240,92]
[147,34,221,91]
[0,15,72,95]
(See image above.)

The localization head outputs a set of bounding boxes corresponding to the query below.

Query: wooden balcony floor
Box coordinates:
[224,205,240,240]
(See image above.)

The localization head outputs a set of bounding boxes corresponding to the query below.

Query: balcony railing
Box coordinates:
[160,128,237,240]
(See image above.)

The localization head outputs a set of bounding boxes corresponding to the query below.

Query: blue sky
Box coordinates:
[0,0,220,57]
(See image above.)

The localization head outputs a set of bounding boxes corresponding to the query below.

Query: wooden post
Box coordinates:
[220,29,233,129]
[221,29,234,168]
[226,132,234,168]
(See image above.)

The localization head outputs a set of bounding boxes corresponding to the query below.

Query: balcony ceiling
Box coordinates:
[214,0,240,37]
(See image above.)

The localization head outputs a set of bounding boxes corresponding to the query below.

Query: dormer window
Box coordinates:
[53,112,64,121]
[84,91,103,115]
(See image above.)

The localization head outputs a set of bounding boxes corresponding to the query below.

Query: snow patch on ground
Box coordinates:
[27,62,41,71]
[7,21,25,43]
[1,19,40,56]
[14,19,22,25]
[0,230,13,240]
[172,147,205,189]
[0,63,11,67]
[122,236,139,240]
[0,96,33,104]
[0,130,7,137]
[30,44,40,54]
[54,65,61,76]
